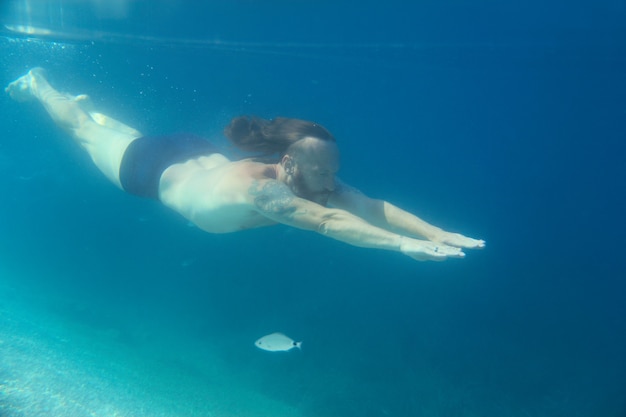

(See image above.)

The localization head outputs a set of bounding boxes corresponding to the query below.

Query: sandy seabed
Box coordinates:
[0,277,302,417]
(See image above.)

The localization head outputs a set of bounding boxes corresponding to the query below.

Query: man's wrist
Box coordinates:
[398,235,407,252]
[426,227,445,242]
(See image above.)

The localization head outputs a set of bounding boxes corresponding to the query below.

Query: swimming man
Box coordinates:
[6,68,485,262]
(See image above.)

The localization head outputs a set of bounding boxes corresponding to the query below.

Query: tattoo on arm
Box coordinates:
[249,180,296,214]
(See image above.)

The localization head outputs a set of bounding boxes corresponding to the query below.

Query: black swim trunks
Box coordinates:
[119,133,219,199]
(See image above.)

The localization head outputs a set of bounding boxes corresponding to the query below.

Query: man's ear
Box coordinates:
[282,155,294,174]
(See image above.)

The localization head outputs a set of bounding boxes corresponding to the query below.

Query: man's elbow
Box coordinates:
[317,210,349,236]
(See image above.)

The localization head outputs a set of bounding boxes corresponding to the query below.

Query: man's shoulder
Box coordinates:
[234,159,277,180]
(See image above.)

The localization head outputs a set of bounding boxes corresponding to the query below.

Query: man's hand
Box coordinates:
[432,231,485,250]
[400,237,466,262]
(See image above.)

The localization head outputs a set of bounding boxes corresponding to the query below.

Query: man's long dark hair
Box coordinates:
[224,116,335,156]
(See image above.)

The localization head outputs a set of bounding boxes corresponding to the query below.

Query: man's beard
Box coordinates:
[290,172,331,206]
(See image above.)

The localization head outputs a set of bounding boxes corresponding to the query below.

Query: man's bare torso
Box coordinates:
[158,154,278,233]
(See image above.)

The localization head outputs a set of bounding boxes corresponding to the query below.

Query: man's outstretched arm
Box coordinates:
[248,179,465,262]
[328,181,485,249]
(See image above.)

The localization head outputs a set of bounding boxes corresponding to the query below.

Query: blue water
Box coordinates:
[1,1,625,416]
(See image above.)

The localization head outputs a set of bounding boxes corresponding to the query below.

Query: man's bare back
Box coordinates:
[159,156,280,233]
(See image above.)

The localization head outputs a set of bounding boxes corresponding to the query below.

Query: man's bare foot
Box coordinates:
[5,67,47,102]
[72,93,90,103]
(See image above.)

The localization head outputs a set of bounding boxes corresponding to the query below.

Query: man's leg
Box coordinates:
[5,68,142,189]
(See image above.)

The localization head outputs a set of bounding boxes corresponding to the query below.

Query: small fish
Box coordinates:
[255,332,302,352]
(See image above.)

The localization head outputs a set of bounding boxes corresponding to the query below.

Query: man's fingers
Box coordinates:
[402,239,468,262]
[423,244,465,261]
[438,233,486,250]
